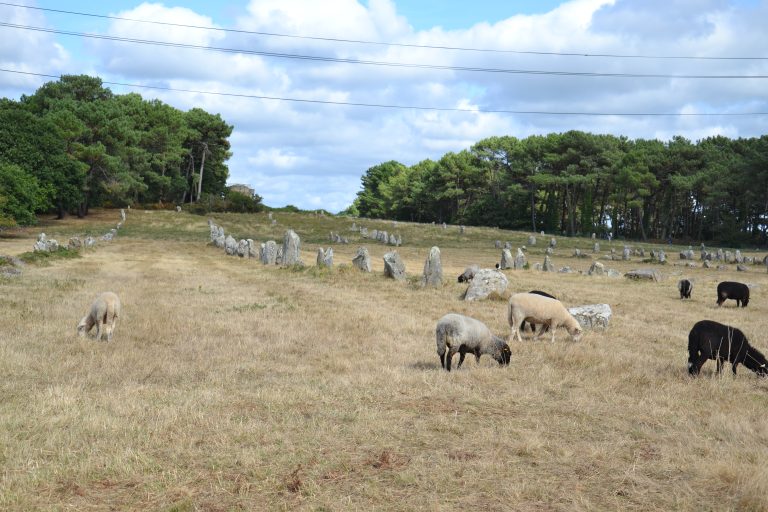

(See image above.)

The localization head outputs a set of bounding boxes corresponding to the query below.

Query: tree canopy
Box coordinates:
[0,75,236,226]
[350,131,768,246]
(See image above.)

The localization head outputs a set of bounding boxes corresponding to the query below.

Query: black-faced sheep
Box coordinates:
[678,279,693,299]
[435,313,511,371]
[77,292,121,342]
[522,290,557,333]
[716,281,749,307]
[687,320,768,376]
[508,293,582,343]
[457,264,480,283]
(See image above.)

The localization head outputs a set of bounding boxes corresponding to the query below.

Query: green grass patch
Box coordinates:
[17,247,81,266]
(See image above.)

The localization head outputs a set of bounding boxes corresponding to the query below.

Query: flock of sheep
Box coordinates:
[436,274,768,379]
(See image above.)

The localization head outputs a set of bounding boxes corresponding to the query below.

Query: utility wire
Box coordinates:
[1,22,767,79]
[2,1,767,61]
[3,68,766,117]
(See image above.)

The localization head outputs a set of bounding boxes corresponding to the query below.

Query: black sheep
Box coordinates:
[678,279,693,299]
[716,281,750,307]
[687,320,768,376]
[522,290,557,334]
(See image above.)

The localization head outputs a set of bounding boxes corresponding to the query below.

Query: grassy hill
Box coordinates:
[1,209,767,511]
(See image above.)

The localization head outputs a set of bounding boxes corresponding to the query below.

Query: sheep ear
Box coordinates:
[761,364,766,368]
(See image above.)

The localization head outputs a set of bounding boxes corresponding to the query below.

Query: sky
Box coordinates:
[1,0,767,212]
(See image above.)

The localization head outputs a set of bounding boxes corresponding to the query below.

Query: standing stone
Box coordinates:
[588,261,605,276]
[680,250,694,260]
[735,250,743,263]
[352,247,372,272]
[383,251,406,281]
[351,222,357,231]
[84,236,96,248]
[624,269,661,282]
[504,241,513,250]
[593,242,600,253]
[460,225,465,235]
[370,229,378,241]
[622,246,631,261]
[421,246,443,287]
[500,249,513,270]
[116,222,123,230]
[276,246,284,265]
[260,241,278,264]
[317,247,333,268]
[224,235,237,255]
[545,247,554,256]
[494,240,502,249]
[360,227,368,238]
[236,239,249,257]
[388,233,397,246]
[514,248,527,270]
[528,235,536,246]
[120,209,126,221]
[268,212,273,220]
[282,230,302,266]
[442,222,447,230]
[247,239,258,258]
[568,304,612,330]
[176,205,182,213]
[737,264,748,272]
[379,230,388,243]
[703,260,712,269]
[716,249,724,261]
[591,233,596,239]
[271,219,277,226]
[573,249,582,258]
[658,250,666,263]
[725,251,733,263]
[68,237,82,250]
[543,255,555,272]
[396,235,402,247]
[464,269,508,301]
[540,231,545,236]
[549,238,557,248]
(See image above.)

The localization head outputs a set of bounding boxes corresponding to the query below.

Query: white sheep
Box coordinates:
[77,292,121,342]
[435,313,511,371]
[508,293,582,343]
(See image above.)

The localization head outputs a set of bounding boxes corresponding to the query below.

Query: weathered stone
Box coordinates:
[271,219,277,226]
[68,237,82,250]
[545,247,554,256]
[658,250,666,263]
[388,234,397,246]
[494,240,502,249]
[622,247,631,261]
[100,233,113,242]
[282,230,302,266]
[716,249,724,261]
[460,225,465,235]
[593,242,600,253]
[378,230,388,243]
[247,239,258,258]
[442,222,447,230]
[591,233,596,239]
[514,248,527,270]
[268,212,273,220]
[737,264,748,272]
[500,249,513,270]
[370,229,378,240]
[260,241,278,264]
[351,222,357,231]
[528,235,536,246]
[224,235,237,255]
[421,246,443,287]
[360,227,368,238]
[317,247,334,268]
[540,231,545,236]
[680,250,694,260]
[573,249,582,258]
[176,205,182,212]
[703,260,712,268]
[606,269,622,277]
[735,250,743,263]
[458,264,480,283]
[236,239,249,257]
[543,255,555,272]
[352,247,372,272]
[558,266,572,273]
[549,238,557,248]
[534,263,542,271]
[34,233,59,252]
[624,269,661,282]
[276,246,283,264]
[464,269,508,301]
[725,251,733,263]
[383,251,405,280]
[504,241,513,250]
[568,304,612,330]
[588,261,605,276]
[116,222,122,230]
[396,235,402,246]
[84,236,96,248]
[120,209,126,221]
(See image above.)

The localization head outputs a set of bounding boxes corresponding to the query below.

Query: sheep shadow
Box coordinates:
[408,360,441,371]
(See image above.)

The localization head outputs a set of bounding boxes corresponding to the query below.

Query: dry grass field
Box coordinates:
[2,208,768,511]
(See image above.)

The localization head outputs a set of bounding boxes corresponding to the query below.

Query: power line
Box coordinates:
[2,22,767,80]
[2,1,767,61]
[3,68,766,117]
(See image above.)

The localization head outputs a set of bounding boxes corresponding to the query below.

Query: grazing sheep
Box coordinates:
[716,281,750,307]
[523,290,557,333]
[678,279,693,299]
[435,313,511,371]
[77,292,121,342]
[687,320,768,376]
[508,293,582,343]
[457,264,480,283]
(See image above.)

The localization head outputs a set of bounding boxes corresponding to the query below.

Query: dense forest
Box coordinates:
[0,75,246,228]
[348,132,768,245]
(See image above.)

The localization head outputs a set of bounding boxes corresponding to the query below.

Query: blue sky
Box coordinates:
[3,1,768,211]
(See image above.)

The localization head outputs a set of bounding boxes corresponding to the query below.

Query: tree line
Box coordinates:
[0,75,246,227]
[347,131,768,245]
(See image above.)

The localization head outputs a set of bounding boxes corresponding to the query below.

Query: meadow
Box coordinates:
[1,208,767,511]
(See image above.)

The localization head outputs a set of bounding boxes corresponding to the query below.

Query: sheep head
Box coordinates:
[491,336,512,366]
[565,317,583,342]
[76,316,90,337]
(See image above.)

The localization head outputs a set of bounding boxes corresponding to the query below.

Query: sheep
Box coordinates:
[77,292,121,342]
[716,281,749,307]
[687,320,768,376]
[435,313,511,371]
[508,292,582,343]
[523,290,557,333]
[678,279,693,299]
[457,264,480,283]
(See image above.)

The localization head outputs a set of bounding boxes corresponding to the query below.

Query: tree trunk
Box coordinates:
[196,143,208,202]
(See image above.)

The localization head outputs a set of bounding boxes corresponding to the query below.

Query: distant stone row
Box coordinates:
[33,208,126,253]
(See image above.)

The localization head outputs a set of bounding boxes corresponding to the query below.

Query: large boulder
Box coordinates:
[236,239,249,257]
[317,247,333,268]
[33,233,59,252]
[68,237,82,250]
[588,261,605,276]
[352,247,372,272]
[543,255,555,272]
[500,249,513,270]
[514,248,527,270]
[224,235,237,255]
[383,251,406,280]
[282,230,302,266]
[247,239,258,259]
[260,241,278,264]
[421,246,443,287]
[527,235,536,246]
[624,269,661,282]
[568,304,612,330]
[464,269,509,301]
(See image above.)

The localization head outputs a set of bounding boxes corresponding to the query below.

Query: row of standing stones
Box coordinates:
[206,220,616,331]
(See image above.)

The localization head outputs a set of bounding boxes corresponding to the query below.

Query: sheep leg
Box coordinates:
[439,351,446,369]
[457,348,467,369]
[732,362,738,375]
[445,349,456,372]
[716,358,723,374]
[94,320,102,341]
[474,347,481,364]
